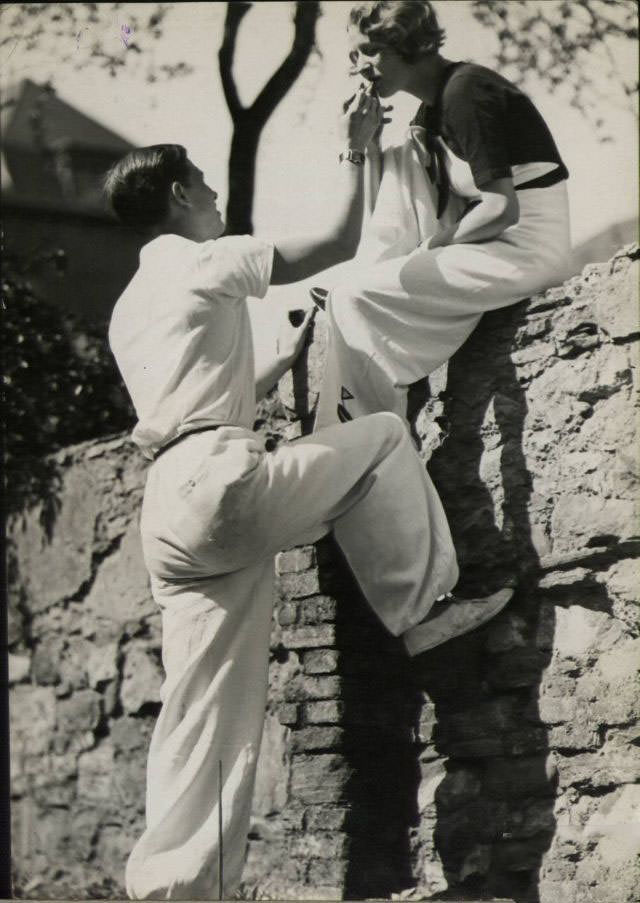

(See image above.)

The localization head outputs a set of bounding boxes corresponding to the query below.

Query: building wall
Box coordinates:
[3,199,141,325]
[8,245,639,901]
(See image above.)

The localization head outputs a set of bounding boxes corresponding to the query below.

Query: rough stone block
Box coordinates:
[281,625,336,650]
[277,602,298,627]
[305,700,343,724]
[486,613,528,653]
[120,642,163,714]
[298,595,339,625]
[8,466,99,614]
[306,857,349,885]
[441,697,517,743]
[86,642,119,688]
[485,756,557,799]
[493,837,550,872]
[303,649,339,674]
[487,650,549,689]
[276,547,315,575]
[304,806,349,832]
[292,727,344,752]
[277,703,299,726]
[434,766,482,810]
[596,258,639,340]
[290,832,347,859]
[31,637,65,685]
[253,712,289,817]
[8,653,30,684]
[284,673,343,704]
[83,520,155,624]
[77,742,114,801]
[291,754,352,805]
[446,737,505,758]
[417,759,447,813]
[278,569,321,599]
[501,727,549,756]
[551,494,637,554]
[55,688,102,736]
[550,605,626,661]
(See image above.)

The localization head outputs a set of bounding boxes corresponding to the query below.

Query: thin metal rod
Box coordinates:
[218,759,223,901]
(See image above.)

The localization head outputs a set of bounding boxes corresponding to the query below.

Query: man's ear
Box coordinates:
[170,181,190,208]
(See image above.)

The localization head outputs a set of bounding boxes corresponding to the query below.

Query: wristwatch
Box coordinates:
[339,149,365,166]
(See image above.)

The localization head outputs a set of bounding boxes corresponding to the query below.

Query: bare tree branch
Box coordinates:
[218,1,251,120]
[251,0,320,122]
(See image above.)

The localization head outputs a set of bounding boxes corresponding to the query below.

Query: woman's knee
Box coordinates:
[329,280,370,328]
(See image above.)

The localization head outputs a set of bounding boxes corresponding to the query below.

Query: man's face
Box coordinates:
[182,160,225,240]
[348,29,411,98]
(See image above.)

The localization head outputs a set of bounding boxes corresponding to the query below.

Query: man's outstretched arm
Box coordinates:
[270,87,382,286]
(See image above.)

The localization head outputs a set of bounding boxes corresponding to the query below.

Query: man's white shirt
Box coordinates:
[109,233,274,459]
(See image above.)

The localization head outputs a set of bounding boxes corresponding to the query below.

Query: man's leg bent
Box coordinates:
[260,413,459,636]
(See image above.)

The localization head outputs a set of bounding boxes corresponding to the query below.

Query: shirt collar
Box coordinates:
[411,60,463,133]
[139,232,194,263]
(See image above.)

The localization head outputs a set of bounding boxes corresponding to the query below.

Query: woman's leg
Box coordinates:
[316,182,570,427]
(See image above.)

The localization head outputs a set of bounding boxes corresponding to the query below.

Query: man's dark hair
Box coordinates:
[104,144,191,230]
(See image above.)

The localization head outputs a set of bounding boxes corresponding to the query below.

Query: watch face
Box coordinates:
[340,150,365,164]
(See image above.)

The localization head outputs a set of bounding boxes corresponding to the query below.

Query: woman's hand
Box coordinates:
[338,85,383,151]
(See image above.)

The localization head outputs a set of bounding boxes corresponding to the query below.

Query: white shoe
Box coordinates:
[402,588,514,656]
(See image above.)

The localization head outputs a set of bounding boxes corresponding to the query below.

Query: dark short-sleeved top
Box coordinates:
[413,62,568,191]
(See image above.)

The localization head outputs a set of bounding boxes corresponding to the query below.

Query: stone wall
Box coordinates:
[8,245,639,901]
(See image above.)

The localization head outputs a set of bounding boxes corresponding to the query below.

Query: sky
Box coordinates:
[2,0,638,351]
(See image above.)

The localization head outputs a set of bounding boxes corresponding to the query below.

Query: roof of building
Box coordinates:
[2,78,134,154]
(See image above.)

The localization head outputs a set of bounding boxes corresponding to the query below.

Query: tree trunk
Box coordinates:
[225,117,261,236]
[219,1,320,235]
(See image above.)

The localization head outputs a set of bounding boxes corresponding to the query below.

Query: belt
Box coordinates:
[153,425,221,461]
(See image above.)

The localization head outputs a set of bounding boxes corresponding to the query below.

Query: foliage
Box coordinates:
[2,254,135,514]
[471,0,638,140]
[0,2,191,85]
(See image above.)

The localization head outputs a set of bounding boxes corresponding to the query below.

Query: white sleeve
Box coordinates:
[197,235,274,300]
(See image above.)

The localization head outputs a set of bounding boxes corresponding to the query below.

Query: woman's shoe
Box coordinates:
[402,588,513,656]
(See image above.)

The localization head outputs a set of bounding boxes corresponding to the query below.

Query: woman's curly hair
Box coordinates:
[349,1,445,62]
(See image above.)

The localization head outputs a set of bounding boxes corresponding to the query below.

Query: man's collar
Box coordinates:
[139,232,193,261]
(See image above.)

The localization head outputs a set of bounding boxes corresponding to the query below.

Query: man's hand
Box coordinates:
[277,306,316,366]
[255,306,317,400]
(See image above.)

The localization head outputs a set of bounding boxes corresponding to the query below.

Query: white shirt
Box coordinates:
[109,233,274,459]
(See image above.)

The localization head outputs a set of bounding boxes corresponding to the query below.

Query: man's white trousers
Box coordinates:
[126,414,458,899]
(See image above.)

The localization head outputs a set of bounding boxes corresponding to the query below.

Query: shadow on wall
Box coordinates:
[315,299,617,902]
[414,303,559,903]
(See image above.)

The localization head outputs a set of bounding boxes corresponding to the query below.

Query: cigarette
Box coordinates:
[363,81,379,100]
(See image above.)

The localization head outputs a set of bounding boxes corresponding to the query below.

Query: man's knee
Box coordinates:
[364,411,408,447]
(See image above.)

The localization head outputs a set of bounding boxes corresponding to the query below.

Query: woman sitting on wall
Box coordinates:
[315,0,571,428]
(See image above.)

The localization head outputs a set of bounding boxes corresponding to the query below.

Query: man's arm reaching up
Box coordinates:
[270,86,383,285]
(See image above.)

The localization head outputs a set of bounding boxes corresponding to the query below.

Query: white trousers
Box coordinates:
[315,181,571,427]
[126,414,458,899]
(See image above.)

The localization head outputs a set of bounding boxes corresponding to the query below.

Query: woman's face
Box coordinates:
[348,29,412,97]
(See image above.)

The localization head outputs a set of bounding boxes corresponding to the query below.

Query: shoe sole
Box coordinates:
[403,588,514,656]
